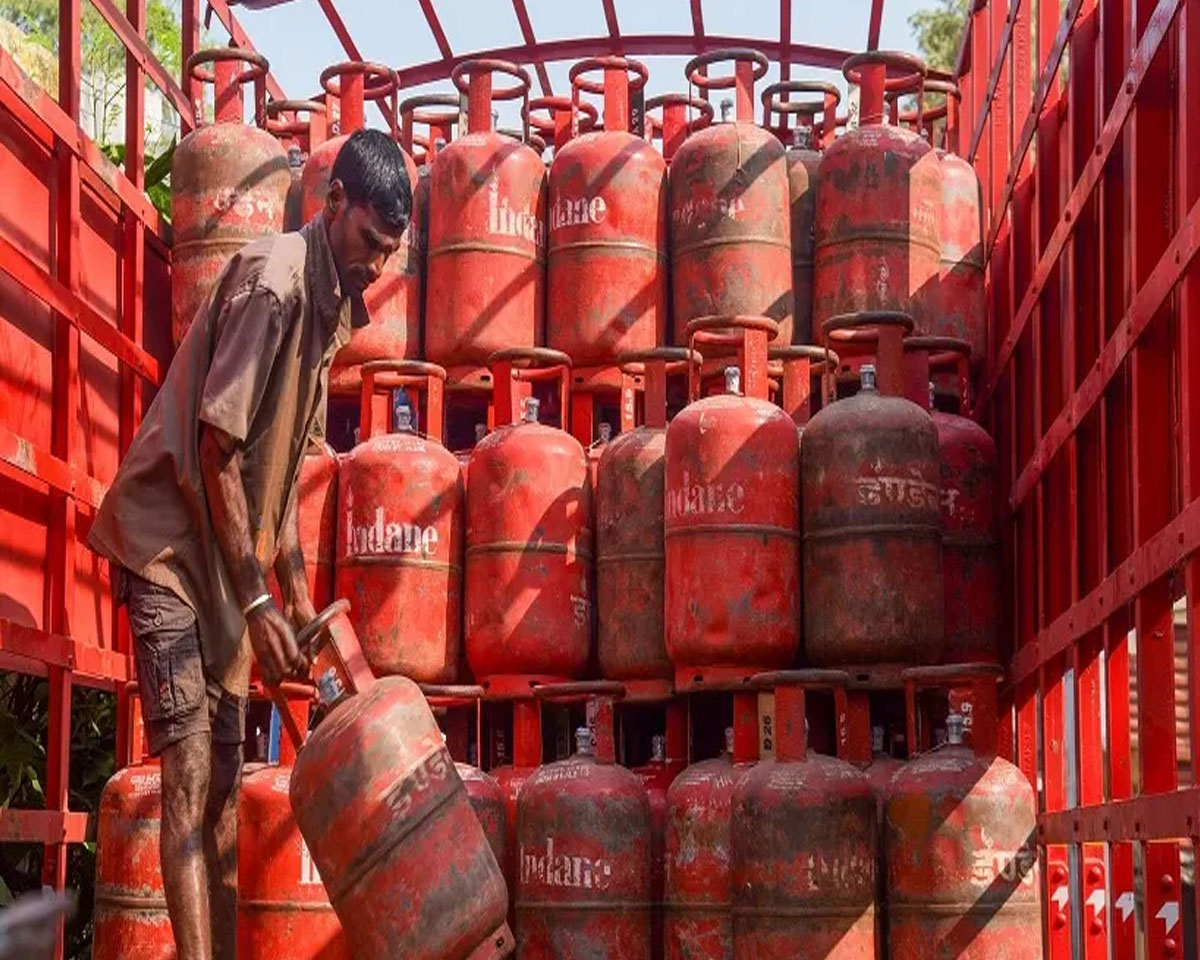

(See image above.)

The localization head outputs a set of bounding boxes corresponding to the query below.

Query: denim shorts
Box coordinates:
[118,568,245,756]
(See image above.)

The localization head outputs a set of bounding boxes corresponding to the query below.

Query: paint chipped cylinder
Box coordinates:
[172,48,290,347]
[516,683,652,958]
[289,674,513,959]
[731,671,877,959]
[94,763,173,960]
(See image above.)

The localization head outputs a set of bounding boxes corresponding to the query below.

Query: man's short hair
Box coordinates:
[331,128,413,232]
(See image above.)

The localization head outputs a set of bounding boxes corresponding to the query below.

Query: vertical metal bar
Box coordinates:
[181,0,198,123]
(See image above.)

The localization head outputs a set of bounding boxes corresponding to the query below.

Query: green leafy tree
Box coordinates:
[908,0,970,74]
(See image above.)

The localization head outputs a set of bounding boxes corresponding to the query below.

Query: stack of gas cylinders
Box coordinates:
[95,44,1043,960]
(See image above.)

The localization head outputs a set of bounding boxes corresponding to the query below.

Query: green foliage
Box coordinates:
[908,0,970,74]
[101,137,176,219]
[0,674,115,959]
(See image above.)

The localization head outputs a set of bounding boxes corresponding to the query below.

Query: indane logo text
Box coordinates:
[666,471,745,521]
[346,504,439,558]
[489,179,545,248]
[549,194,608,231]
[520,837,612,891]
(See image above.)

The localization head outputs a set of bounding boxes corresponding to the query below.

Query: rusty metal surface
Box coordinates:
[670,122,793,345]
[238,762,349,959]
[515,730,652,957]
[290,676,512,959]
[465,418,592,695]
[459,762,508,871]
[336,426,464,683]
[171,119,289,347]
[546,61,666,365]
[665,392,800,691]
[93,764,173,960]
[934,409,999,666]
[300,135,423,392]
[634,739,676,960]
[801,385,944,668]
[884,746,1041,959]
[785,141,822,345]
[596,425,670,688]
[930,152,985,368]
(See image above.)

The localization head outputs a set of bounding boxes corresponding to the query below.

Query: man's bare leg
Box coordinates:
[160,733,213,960]
[205,741,241,960]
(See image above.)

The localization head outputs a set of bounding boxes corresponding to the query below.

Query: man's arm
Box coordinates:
[199,423,306,686]
[273,482,317,629]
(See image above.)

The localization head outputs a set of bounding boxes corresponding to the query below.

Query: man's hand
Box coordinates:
[247,602,308,686]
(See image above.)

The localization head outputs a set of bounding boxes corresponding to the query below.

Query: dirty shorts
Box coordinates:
[117,568,246,756]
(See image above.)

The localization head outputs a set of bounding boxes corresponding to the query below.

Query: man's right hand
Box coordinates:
[247,602,307,686]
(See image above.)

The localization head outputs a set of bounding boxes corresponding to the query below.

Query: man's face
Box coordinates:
[325,180,406,297]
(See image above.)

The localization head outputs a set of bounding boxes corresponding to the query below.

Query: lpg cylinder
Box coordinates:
[426,60,548,378]
[94,762,171,959]
[665,316,800,692]
[813,52,941,338]
[671,50,792,342]
[645,94,715,167]
[903,337,999,664]
[288,602,512,959]
[634,734,673,960]
[525,95,600,158]
[664,692,759,960]
[516,682,652,958]
[172,48,290,347]
[886,666,1040,959]
[266,99,326,231]
[597,348,699,698]
[768,344,837,431]
[490,697,544,917]
[465,349,592,695]
[547,57,667,364]
[802,313,944,674]
[301,62,421,392]
[761,81,841,345]
[296,441,337,609]
[336,360,463,682]
[731,671,877,958]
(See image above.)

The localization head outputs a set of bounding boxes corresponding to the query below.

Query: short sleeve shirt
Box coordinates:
[88,217,352,697]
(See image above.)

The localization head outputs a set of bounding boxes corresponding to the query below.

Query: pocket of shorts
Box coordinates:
[129,590,204,722]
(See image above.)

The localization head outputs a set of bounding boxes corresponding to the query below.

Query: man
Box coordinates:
[88,128,412,960]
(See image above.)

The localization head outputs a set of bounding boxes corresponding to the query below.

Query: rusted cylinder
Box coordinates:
[664,691,759,960]
[665,316,801,691]
[731,670,877,958]
[671,50,792,343]
[813,52,941,340]
[172,48,290,347]
[266,98,326,231]
[801,313,944,675]
[546,57,667,366]
[887,665,1041,959]
[490,697,544,922]
[597,348,700,699]
[336,360,463,682]
[761,80,841,345]
[516,682,652,958]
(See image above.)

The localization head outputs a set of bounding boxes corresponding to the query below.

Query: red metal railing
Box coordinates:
[958,0,1200,956]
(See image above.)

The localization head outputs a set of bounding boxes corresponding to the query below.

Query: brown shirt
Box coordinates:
[89,217,352,697]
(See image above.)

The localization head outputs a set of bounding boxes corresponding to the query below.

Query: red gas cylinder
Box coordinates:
[767,344,837,431]
[545,57,666,365]
[524,95,600,157]
[336,360,463,681]
[802,313,944,675]
[287,601,513,959]
[665,316,800,692]
[94,762,171,959]
[426,60,547,380]
[301,63,421,393]
[887,665,1041,959]
[813,52,941,340]
[597,349,700,698]
[761,81,841,345]
[731,671,877,958]
[904,337,999,664]
[671,50,792,343]
[296,441,338,609]
[266,98,326,231]
[516,682,652,958]
[664,692,759,960]
[645,93,715,168]
[172,48,290,347]
[634,734,673,960]
[465,349,592,695]
[490,697,544,919]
